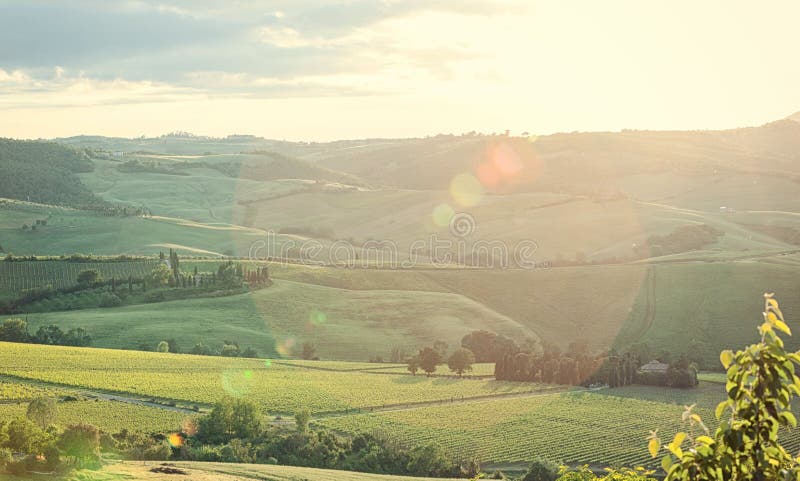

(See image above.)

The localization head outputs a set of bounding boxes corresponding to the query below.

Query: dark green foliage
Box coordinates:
[26,397,57,429]
[76,269,101,286]
[523,458,559,481]
[58,424,101,468]
[447,348,475,376]
[196,397,263,444]
[0,139,103,208]
[417,347,442,376]
[0,318,30,342]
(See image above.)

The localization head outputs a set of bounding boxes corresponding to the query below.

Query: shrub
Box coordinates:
[523,458,559,481]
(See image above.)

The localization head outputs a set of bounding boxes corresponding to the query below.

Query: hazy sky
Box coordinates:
[1,0,799,140]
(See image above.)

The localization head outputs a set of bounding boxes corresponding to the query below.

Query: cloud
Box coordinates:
[0,0,529,104]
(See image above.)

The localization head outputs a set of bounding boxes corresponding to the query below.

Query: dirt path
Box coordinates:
[0,374,203,414]
[315,385,593,419]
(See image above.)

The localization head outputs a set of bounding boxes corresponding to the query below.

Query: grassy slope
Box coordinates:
[22,278,534,360]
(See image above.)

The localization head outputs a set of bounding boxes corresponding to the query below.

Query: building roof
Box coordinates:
[639,360,669,373]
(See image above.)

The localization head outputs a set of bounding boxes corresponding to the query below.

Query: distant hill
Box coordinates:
[226,151,365,186]
[0,139,105,208]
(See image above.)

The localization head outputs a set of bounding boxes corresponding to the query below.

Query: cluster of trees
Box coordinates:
[633,224,724,259]
[406,341,477,377]
[0,139,104,209]
[0,398,102,475]
[144,338,259,358]
[495,340,603,386]
[0,318,91,347]
[167,397,478,478]
[3,256,271,315]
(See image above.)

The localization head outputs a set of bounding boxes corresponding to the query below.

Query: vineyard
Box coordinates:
[0,379,64,401]
[0,399,192,433]
[0,342,541,414]
[320,383,800,467]
[0,259,159,297]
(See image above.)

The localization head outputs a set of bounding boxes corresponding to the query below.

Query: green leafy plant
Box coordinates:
[649,293,800,480]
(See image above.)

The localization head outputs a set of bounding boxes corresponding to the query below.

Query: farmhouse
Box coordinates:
[638,360,669,374]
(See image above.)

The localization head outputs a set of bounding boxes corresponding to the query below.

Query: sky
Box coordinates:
[1,0,799,141]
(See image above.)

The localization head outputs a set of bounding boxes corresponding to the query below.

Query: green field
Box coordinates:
[0,259,158,298]
[0,399,192,434]
[20,277,532,360]
[5,340,800,468]
[0,342,543,415]
[320,382,800,468]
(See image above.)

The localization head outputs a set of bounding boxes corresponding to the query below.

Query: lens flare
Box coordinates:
[432,203,455,227]
[309,309,327,326]
[476,162,501,188]
[264,359,273,367]
[276,337,296,357]
[221,370,254,397]
[450,173,484,207]
[491,143,523,176]
[167,433,184,448]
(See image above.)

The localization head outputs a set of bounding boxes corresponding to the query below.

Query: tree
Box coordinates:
[447,348,475,376]
[407,356,420,375]
[295,408,311,433]
[406,443,452,477]
[0,318,30,342]
[62,328,91,347]
[58,424,100,468]
[196,398,263,444]
[650,294,800,481]
[156,341,169,353]
[26,398,57,429]
[300,342,316,360]
[147,264,172,287]
[6,417,48,454]
[461,330,498,362]
[76,269,101,286]
[166,338,180,354]
[418,347,442,376]
[33,325,64,345]
[523,458,559,481]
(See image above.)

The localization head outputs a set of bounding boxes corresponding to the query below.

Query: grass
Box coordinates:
[0,342,541,415]
[21,278,532,361]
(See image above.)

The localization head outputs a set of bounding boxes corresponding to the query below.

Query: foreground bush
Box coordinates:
[650,293,800,480]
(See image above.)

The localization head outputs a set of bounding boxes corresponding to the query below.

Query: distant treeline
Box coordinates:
[0,139,105,208]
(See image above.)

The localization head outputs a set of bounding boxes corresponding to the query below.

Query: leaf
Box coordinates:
[696,435,714,445]
[715,401,728,419]
[774,319,792,335]
[661,454,672,472]
[648,437,660,458]
[720,350,734,369]
[668,432,686,457]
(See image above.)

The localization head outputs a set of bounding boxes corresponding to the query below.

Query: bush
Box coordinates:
[523,458,559,481]
[98,292,122,308]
